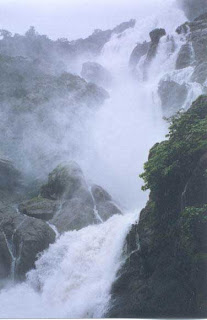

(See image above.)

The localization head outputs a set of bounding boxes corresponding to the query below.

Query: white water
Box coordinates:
[0,1,204,318]
[0,213,137,318]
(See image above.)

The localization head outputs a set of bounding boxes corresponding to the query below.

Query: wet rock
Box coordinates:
[40,164,122,232]
[146,28,166,62]
[182,152,207,209]
[0,157,22,191]
[91,184,122,221]
[81,61,112,88]
[51,198,95,233]
[176,43,194,69]
[18,197,59,221]
[129,41,149,69]
[191,61,207,84]
[158,79,188,116]
[41,161,86,200]
[0,207,56,280]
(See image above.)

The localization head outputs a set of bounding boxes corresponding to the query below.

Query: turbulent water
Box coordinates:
[0,0,203,318]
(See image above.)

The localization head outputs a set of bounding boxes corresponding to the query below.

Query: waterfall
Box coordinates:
[0,0,204,318]
[0,213,137,318]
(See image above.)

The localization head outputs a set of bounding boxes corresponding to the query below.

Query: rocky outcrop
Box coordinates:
[145,28,166,63]
[40,162,122,233]
[81,62,112,88]
[129,28,166,78]
[176,13,207,73]
[18,197,59,221]
[0,157,22,192]
[107,95,207,318]
[0,207,56,280]
[158,79,188,116]
[129,41,149,69]
[70,19,136,57]
[177,0,207,21]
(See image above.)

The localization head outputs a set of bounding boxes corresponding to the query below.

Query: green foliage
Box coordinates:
[140,95,207,195]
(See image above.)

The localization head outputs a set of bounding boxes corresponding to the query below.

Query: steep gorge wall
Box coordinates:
[107,95,207,318]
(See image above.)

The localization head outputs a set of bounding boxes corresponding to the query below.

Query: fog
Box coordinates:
[0,0,179,39]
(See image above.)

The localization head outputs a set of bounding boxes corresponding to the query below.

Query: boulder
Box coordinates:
[41,161,85,200]
[81,62,112,88]
[91,185,122,221]
[40,163,122,233]
[158,79,188,116]
[176,43,194,70]
[0,207,56,280]
[191,61,207,84]
[18,197,59,221]
[129,41,149,69]
[50,198,95,233]
[146,28,166,62]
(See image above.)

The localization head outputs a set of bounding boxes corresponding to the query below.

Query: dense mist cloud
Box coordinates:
[0,0,178,39]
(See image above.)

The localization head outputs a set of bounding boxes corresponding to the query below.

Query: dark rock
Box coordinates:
[91,184,122,221]
[182,152,207,209]
[18,197,59,221]
[41,161,86,200]
[146,28,166,63]
[91,184,112,203]
[176,43,194,69]
[143,28,166,80]
[191,61,207,84]
[149,28,166,44]
[81,61,112,88]
[0,207,56,280]
[50,198,95,233]
[97,201,122,221]
[177,0,207,21]
[0,157,22,191]
[129,41,149,69]
[107,97,207,318]
[158,79,188,116]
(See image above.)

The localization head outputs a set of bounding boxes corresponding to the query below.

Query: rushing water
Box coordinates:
[0,0,204,318]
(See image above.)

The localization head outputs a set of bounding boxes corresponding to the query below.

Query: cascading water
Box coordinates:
[0,1,203,318]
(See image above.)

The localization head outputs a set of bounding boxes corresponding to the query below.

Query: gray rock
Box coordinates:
[129,41,149,69]
[91,184,122,221]
[50,198,96,233]
[0,157,22,191]
[41,161,85,200]
[176,43,194,70]
[81,62,112,88]
[158,80,188,116]
[18,197,59,221]
[191,61,207,84]
[0,207,56,280]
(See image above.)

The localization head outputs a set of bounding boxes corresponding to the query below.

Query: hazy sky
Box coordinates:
[0,0,170,40]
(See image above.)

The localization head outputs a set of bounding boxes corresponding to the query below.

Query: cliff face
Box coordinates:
[107,95,207,318]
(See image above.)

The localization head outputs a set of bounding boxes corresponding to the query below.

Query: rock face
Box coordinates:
[158,79,188,116]
[176,13,207,73]
[0,157,22,192]
[0,207,56,280]
[145,28,166,63]
[129,28,166,77]
[18,197,59,221]
[107,96,207,318]
[129,41,149,69]
[177,0,207,21]
[40,162,122,233]
[81,62,112,88]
